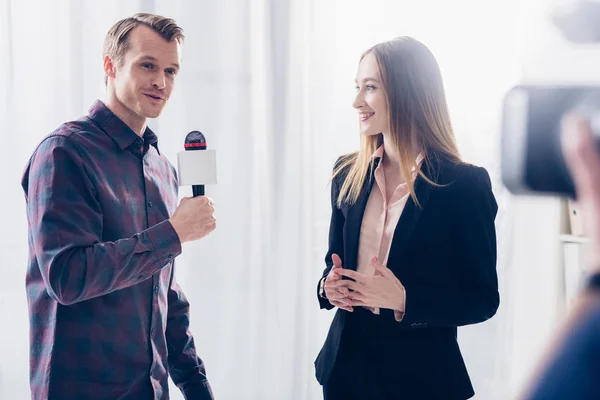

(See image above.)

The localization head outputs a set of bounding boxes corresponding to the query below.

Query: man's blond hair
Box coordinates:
[103,13,184,84]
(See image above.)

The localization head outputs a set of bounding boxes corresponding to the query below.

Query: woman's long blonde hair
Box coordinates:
[334,36,462,208]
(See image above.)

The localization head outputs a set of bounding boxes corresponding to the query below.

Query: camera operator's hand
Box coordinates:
[169,196,216,244]
[520,114,600,400]
[561,114,600,269]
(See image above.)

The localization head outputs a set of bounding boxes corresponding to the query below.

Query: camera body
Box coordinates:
[501,1,600,198]
[501,85,600,198]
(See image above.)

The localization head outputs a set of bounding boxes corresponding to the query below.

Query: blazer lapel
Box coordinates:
[343,158,379,271]
[386,159,438,267]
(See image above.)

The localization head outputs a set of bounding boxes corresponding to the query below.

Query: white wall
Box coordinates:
[1,0,588,399]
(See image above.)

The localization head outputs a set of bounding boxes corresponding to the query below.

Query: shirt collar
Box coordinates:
[87,100,160,154]
[370,145,385,161]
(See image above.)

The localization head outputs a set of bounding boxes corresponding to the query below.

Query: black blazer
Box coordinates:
[314,155,499,399]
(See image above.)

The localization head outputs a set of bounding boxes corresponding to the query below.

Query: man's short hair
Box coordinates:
[103,13,184,84]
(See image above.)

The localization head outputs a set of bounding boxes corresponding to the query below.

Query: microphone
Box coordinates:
[177,131,217,197]
[184,131,207,197]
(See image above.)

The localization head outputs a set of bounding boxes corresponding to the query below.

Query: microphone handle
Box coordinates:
[193,185,205,197]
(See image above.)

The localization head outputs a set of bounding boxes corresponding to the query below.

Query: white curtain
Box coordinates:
[0,0,566,399]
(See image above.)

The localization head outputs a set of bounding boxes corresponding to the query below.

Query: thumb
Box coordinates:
[331,253,343,269]
[561,114,600,201]
[372,256,388,277]
[561,114,600,266]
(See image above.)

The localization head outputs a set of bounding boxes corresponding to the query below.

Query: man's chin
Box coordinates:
[142,107,164,119]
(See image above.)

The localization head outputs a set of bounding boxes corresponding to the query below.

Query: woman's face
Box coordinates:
[353,52,389,137]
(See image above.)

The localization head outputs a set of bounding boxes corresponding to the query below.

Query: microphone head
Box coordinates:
[184,131,207,150]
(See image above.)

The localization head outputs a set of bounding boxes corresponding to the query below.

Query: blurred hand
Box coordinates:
[561,114,600,270]
[518,114,600,400]
[169,196,216,244]
[324,254,353,312]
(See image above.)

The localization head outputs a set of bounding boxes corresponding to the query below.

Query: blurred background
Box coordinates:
[0,0,595,398]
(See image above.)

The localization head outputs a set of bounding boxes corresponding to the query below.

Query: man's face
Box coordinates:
[106,25,181,119]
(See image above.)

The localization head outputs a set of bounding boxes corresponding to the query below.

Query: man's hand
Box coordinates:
[169,197,216,244]
[339,256,406,312]
[324,254,353,312]
[517,114,600,400]
[561,114,600,269]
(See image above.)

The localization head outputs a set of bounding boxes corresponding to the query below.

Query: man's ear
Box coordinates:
[103,55,117,79]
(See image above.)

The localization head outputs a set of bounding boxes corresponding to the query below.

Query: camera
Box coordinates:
[501,1,600,198]
[501,85,600,198]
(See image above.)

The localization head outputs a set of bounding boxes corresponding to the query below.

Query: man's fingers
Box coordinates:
[561,114,600,200]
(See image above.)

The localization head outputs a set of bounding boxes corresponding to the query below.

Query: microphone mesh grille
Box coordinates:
[184,131,206,145]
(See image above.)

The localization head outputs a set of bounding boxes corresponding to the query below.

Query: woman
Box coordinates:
[314,36,500,400]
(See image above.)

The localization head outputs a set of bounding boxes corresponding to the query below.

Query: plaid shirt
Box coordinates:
[21,100,214,400]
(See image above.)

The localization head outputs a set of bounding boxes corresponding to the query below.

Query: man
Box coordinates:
[21,13,215,400]
[520,115,600,399]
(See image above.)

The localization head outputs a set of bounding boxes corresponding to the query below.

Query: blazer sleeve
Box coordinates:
[317,157,346,310]
[401,166,500,327]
